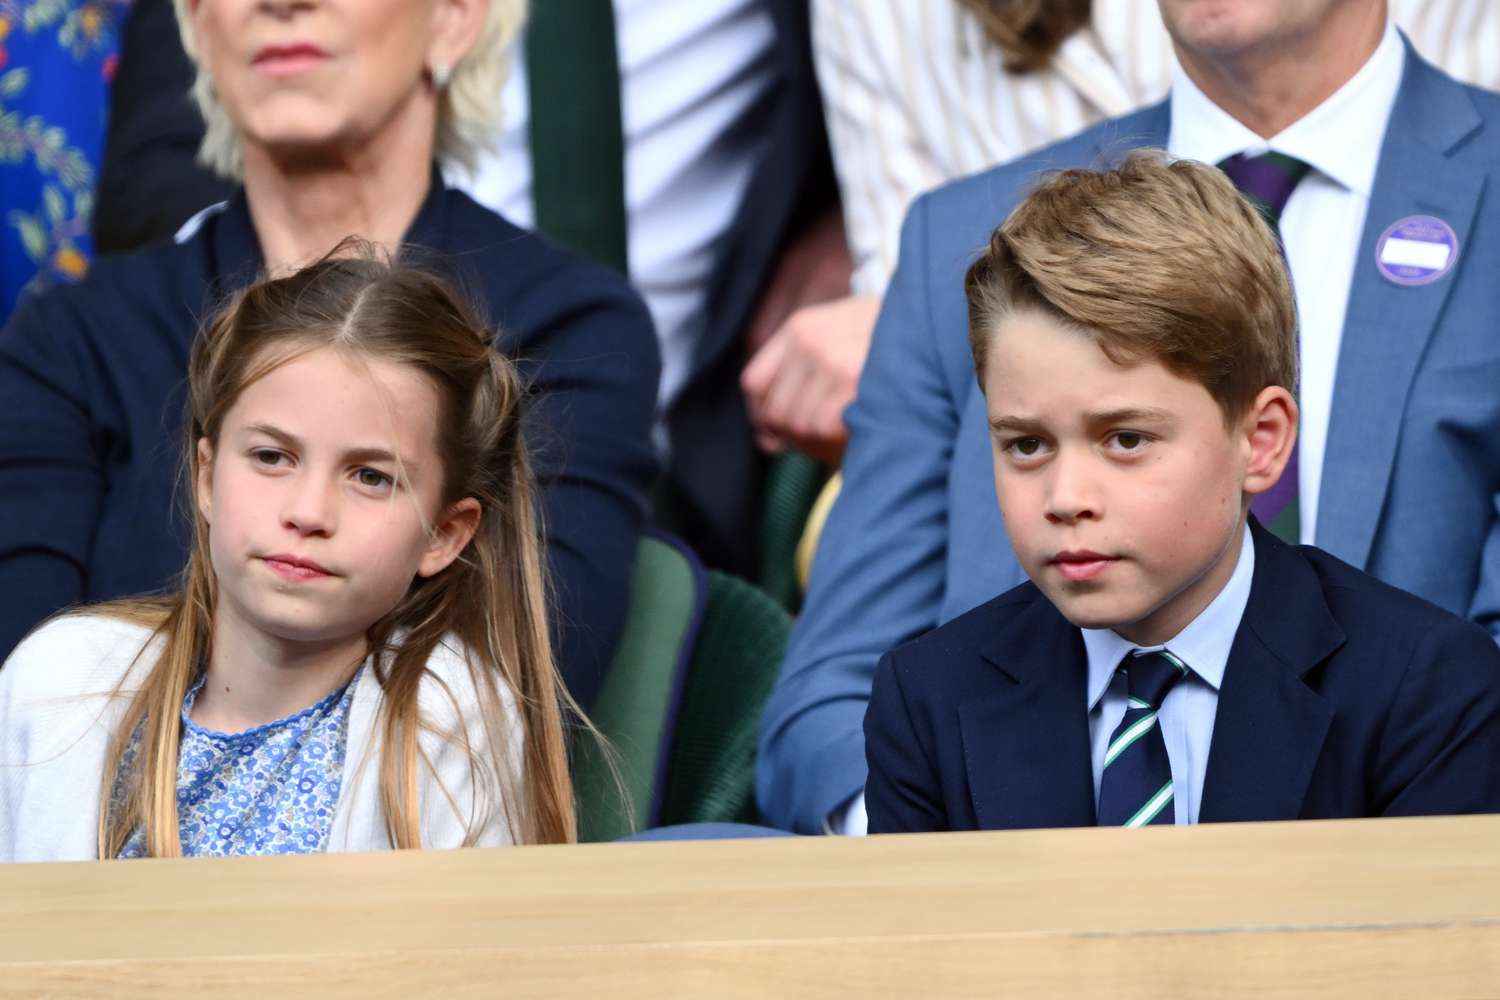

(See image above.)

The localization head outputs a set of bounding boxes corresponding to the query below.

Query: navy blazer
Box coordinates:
[759,39,1500,833]
[865,521,1500,833]
[0,176,661,707]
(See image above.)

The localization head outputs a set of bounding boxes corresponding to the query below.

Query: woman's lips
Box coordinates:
[253,44,329,78]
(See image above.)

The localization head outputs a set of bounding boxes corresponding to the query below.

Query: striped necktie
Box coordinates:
[526,0,629,274]
[1096,649,1190,827]
[1218,151,1311,544]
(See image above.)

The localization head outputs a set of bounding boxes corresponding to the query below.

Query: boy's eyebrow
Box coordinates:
[241,423,416,471]
[1084,406,1176,425]
[988,407,1177,434]
[988,415,1046,434]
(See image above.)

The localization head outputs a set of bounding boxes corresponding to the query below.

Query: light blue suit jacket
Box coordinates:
[757,41,1500,834]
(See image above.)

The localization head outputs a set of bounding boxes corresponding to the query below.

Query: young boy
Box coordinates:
[863,154,1500,833]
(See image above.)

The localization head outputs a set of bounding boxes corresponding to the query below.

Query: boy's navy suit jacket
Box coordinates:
[864,520,1500,833]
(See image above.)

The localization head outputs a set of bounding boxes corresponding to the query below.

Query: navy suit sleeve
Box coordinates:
[757,191,959,832]
[1376,615,1500,816]
[1466,513,1500,644]
[865,650,948,833]
[511,264,661,709]
[0,292,105,659]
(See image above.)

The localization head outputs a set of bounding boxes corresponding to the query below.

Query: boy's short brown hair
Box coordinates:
[965,151,1297,424]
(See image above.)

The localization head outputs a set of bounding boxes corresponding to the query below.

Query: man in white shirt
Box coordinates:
[760,0,1500,835]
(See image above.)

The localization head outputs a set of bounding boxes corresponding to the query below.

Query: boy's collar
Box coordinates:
[1081,522,1255,711]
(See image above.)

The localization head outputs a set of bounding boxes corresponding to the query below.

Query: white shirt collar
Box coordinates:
[1083,523,1255,711]
[1167,20,1405,197]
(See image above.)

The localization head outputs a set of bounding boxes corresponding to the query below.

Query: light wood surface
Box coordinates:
[3,815,1499,998]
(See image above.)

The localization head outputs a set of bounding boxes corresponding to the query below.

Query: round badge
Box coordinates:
[1375,215,1458,287]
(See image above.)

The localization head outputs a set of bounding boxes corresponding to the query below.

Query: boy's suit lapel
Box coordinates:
[1200,522,1344,823]
[959,593,1095,829]
[1317,44,1486,568]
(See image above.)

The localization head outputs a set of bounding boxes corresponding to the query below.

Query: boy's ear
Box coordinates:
[418,497,482,578]
[196,438,215,524]
[1241,386,1299,499]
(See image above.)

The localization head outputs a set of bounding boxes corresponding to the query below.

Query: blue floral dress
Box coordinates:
[117,670,360,858]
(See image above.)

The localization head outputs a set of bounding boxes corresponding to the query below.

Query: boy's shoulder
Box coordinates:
[883,581,1055,693]
[390,634,522,742]
[1286,543,1496,661]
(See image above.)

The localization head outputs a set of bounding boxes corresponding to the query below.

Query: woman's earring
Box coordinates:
[430,63,452,89]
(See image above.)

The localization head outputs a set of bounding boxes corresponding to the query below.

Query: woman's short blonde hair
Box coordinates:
[171,0,525,178]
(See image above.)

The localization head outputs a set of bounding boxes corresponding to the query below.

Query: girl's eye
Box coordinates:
[355,467,393,490]
[251,448,286,467]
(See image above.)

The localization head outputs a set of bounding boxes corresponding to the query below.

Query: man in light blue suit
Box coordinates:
[758,0,1500,835]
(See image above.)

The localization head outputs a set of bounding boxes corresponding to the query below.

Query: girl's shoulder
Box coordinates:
[413,635,521,734]
[0,611,161,705]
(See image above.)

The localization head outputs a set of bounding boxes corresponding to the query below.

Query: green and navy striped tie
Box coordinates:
[1096,649,1190,827]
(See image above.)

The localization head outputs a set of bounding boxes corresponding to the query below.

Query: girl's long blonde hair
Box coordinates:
[96,249,576,856]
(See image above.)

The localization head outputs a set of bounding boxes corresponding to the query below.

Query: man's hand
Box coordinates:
[742,294,881,464]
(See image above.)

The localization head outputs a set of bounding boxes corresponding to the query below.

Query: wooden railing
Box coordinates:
[3,815,1499,997]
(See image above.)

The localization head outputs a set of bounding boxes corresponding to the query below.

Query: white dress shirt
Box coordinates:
[454,0,777,419]
[1081,525,1255,825]
[1167,20,1405,545]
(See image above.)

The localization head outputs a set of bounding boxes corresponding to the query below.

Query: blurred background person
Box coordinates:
[0,1,127,316]
[744,0,1500,470]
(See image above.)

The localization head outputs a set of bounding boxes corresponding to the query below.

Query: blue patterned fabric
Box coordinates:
[117,669,361,858]
[0,0,127,321]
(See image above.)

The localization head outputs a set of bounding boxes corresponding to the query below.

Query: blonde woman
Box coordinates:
[0,0,661,707]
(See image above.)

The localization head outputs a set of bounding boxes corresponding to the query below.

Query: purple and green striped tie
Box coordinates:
[1096,650,1190,827]
[1218,151,1312,544]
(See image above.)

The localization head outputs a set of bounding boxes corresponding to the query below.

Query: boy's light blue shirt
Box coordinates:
[1081,524,1255,825]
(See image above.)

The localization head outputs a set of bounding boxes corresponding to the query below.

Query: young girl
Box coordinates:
[0,252,576,859]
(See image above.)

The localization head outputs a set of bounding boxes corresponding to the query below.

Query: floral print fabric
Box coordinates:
[0,0,126,319]
[117,670,360,858]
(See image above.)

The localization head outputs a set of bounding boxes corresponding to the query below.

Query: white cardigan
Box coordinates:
[0,615,522,862]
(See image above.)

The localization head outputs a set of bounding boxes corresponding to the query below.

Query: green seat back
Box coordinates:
[660,571,793,826]
[757,451,828,613]
[574,534,705,842]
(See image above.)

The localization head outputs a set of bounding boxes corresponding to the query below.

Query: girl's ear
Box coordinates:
[417,497,481,578]
[196,438,215,524]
